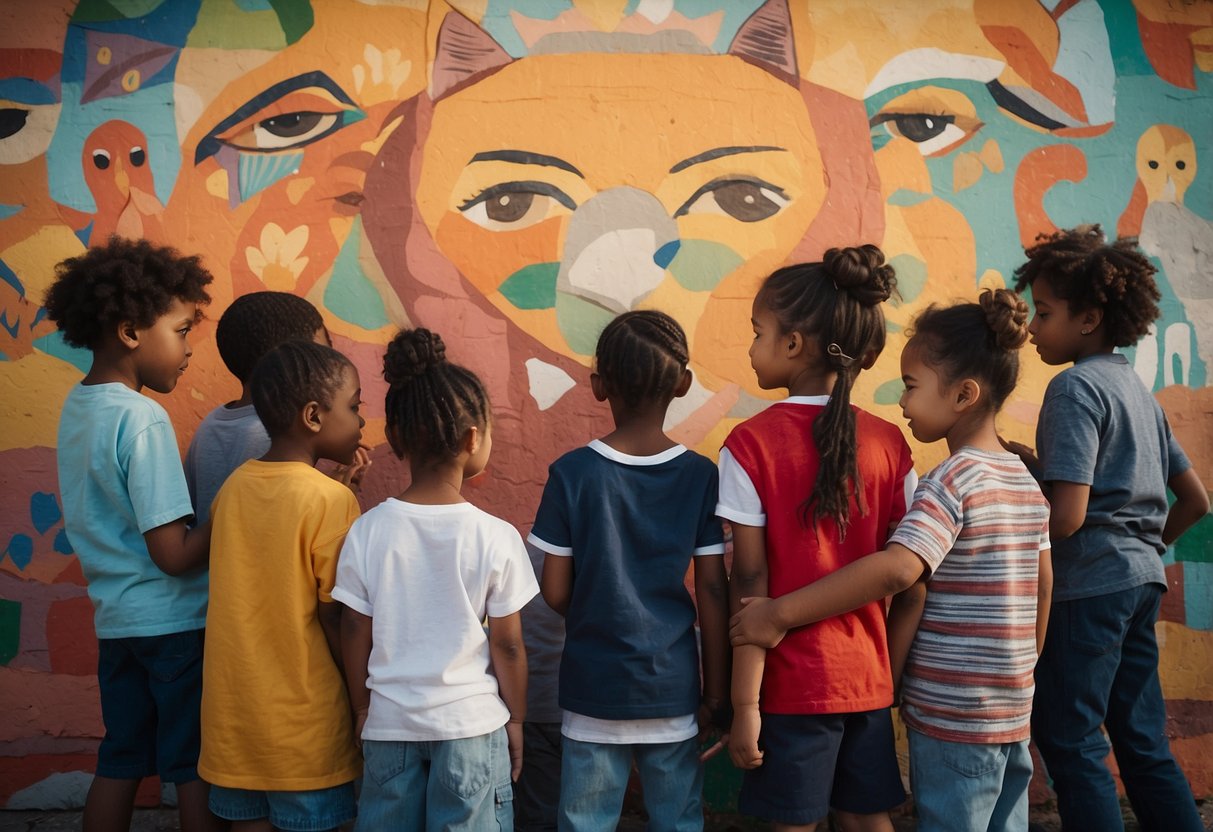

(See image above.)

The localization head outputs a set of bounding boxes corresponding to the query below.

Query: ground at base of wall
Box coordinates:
[1,802,1210,831]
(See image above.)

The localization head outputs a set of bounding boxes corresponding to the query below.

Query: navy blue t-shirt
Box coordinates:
[528,441,725,720]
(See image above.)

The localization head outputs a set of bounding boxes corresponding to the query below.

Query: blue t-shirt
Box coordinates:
[528,441,725,720]
[1036,354,1189,602]
[57,383,205,638]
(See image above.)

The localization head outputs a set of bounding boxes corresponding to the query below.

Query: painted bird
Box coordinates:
[82,119,164,244]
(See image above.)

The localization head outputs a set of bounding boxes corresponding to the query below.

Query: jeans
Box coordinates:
[908,730,1031,832]
[557,736,703,832]
[357,728,512,832]
[208,782,356,831]
[515,723,562,831]
[1032,584,1203,832]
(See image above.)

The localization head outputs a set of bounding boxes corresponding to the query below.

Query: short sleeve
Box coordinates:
[1038,392,1100,485]
[123,420,193,533]
[486,526,541,618]
[333,519,373,616]
[1039,516,1052,554]
[313,490,361,603]
[888,475,964,576]
[716,447,765,527]
[528,465,573,556]
[695,463,726,556]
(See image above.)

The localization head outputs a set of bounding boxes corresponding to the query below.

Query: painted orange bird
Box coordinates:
[82,119,164,244]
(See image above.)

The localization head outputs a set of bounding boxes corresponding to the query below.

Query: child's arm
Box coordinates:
[143,517,211,576]
[488,611,527,782]
[539,553,573,617]
[693,554,730,735]
[886,580,926,698]
[318,600,343,668]
[1045,481,1088,542]
[728,523,767,770]
[1163,467,1210,546]
[1036,548,1053,655]
[729,543,928,648]
[341,605,373,744]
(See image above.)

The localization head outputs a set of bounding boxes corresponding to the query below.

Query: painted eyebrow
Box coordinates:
[670,146,786,173]
[469,150,583,177]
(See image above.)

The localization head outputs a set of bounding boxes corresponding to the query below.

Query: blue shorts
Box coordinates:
[739,709,906,825]
[95,628,205,784]
[209,782,357,831]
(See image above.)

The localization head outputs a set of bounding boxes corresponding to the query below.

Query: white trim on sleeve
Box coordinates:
[693,543,726,556]
[331,586,373,617]
[716,447,766,527]
[527,532,572,556]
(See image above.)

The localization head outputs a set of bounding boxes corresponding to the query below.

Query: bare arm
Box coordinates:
[1036,548,1053,655]
[540,553,573,617]
[489,611,527,782]
[728,523,767,770]
[693,554,730,729]
[143,517,211,576]
[886,580,926,698]
[318,601,343,668]
[1046,481,1089,542]
[1163,467,1210,546]
[341,606,373,744]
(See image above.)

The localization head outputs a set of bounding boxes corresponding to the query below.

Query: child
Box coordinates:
[334,328,538,831]
[200,340,365,831]
[44,237,216,832]
[184,290,331,524]
[530,310,730,832]
[730,289,1053,832]
[718,246,912,832]
[1009,226,1209,832]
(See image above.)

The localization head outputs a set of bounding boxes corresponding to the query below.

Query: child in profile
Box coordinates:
[531,310,730,832]
[44,237,217,832]
[200,340,366,831]
[336,328,537,831]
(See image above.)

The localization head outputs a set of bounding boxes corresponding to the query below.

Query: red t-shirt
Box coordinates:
[721,401,913,714]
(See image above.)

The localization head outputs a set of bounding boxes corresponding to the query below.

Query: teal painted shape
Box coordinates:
[499,263,559,310]
[0,204,22,221]
[887,189,932,207]
[323,218,389,329]
[654,240,680,269]
[267,0,314,45]
[30,493,61,535]
[874,377,905,406]
[889,254,927,306]
[667,239,744,292]
[238,151,303,202]
[235,0,273,10]
[556,292,615,356]
[1183,561,1213,630]
[5,534,33,570]
[0,599,19,665]
[1174,513,1212,565]
[54,528,74,555]
[32,332,91,373]
[343,108,366,127]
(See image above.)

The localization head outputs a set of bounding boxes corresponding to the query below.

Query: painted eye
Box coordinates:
[459,181,576,231]
[0,108,28,141]
[1176,160,1187,170]
[676,178,788,222]
[872,113,974,156]
[225,112,341,152]
[129,146,146,167]
[1148,160,1159,169]
[92,149,111,169]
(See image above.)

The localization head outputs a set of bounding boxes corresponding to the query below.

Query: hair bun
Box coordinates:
[979,288,1030,351]
[383,327,447,385]
[823,244,896,306]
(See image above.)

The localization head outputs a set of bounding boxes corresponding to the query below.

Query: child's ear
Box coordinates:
[1081,306,1104,335]
[462,424,482,455]
[590,372,608,403]
[673,368,693,399]
[116,320,140,351]
[954,378,982,412]
[301,401,324,434]
[785,331,805,359]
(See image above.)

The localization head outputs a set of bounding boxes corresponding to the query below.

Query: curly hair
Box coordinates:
[217,291,326,383]
[908,289,1030,413]
[1013,225,1161,348]
[383,328,490,462]
[43,236,212,350]
[756,245,897,537]
[594,310,689,409]
[250,340,354,437]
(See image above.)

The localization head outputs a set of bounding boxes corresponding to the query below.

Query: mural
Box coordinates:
[1,0,1210,810]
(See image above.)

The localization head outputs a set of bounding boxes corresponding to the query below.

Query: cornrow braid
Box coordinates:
[383,328,490,461]
[217,291,325,383]
[1013,224,1161,348]
[594,310,690,409]
[250,340,354,437]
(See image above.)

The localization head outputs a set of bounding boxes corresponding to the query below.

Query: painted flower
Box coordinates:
[351,43,412,106]
[245,222,310,291]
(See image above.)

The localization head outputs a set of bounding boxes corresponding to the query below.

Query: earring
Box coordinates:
[1081,328,1091,336]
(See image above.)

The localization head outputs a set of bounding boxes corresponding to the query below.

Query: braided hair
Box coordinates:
[1013,224,1161,348]
[756,245,896,536]
[383,328,490,461]
[217,291,325,383]
[250,340,354,436]
[594,310,689,408]
[908,289,1030,412]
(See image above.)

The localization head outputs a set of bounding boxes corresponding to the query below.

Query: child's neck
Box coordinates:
[228,383,253,408]
[945,411,1003,456]
[785,364,837,398]
[260,433,320,467]
[400,459,468,505]
[601,400,677,457]
[82,347,142,392]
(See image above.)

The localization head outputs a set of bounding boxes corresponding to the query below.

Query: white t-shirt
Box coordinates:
[333,498,539,741]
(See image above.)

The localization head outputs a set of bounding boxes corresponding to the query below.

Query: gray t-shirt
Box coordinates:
[1037,354,1189,602]
[520,540,565,723]
[184,404,271,524]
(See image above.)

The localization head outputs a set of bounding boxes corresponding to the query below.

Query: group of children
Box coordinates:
[44,228,1207,832]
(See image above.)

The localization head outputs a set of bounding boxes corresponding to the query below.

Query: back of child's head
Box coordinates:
[909,289,1030,413]
[383,328,490,461]
[1013,224,1161,348]
[43,236,212,350]
[757,245,897,535]
[250,340,354,437]
[216,291,325,383]
[594,310,689,409]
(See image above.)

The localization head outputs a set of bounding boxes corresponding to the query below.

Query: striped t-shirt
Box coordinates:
[890,448,1050,744]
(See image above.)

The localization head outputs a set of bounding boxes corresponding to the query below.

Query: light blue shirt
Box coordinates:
[57,383,206,638]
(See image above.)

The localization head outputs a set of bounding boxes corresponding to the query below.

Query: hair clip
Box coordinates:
[827,342,855,367]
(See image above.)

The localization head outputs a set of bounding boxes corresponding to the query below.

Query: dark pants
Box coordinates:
[514,722,562,831]
[1032,584,1203,832]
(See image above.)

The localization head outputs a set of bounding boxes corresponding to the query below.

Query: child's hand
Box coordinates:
[998,436,1040,476]
[352,708,368,750]
[729,597,786,649]
[505,720,524,782]
[728,705,764,770]
[332,446,372,492]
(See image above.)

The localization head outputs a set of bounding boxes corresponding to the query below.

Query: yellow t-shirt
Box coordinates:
[200,460,361,790]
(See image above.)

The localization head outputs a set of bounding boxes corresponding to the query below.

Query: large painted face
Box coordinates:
[415,52,826,401]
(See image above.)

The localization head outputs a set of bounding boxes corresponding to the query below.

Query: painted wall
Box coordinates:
[1,0,1210,811]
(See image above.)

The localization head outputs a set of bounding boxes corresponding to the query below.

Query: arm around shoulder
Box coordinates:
[144,517,210,576]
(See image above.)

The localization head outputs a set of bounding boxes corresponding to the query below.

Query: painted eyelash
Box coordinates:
[673,176,787,218]
[457,181,577,212]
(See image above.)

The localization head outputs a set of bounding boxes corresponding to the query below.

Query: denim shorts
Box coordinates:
[209,782,357,831]
[908,730,1032,832]
[739,709,905,825]
[95,628,205,784]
